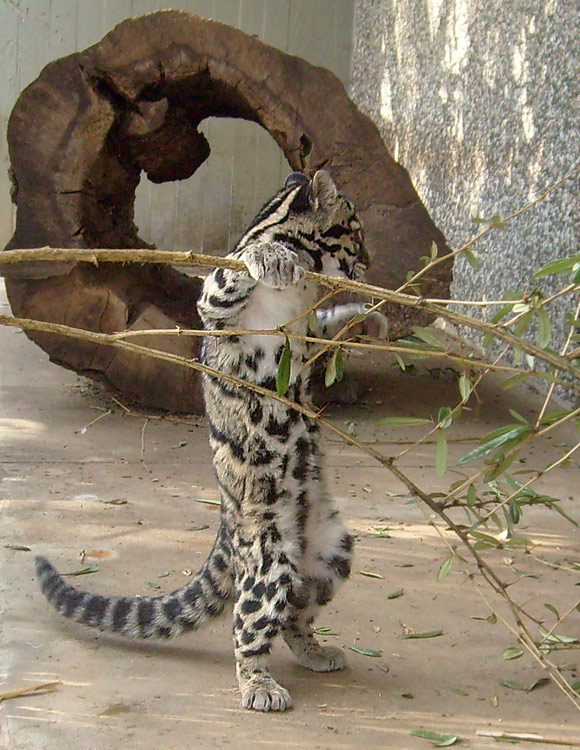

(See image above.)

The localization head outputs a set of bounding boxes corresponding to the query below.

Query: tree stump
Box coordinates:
[1,10,451,413]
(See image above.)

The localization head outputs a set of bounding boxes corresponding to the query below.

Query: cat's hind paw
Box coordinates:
[296,645,347,673]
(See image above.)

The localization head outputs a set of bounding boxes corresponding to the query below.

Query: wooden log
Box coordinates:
[1,10,451,413]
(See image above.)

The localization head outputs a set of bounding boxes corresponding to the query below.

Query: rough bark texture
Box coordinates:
[1,10,451,413]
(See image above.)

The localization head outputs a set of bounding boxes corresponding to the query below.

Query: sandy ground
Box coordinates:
[1,279,579,749]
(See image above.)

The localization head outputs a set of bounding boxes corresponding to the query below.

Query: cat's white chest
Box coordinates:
[241,281,317,337]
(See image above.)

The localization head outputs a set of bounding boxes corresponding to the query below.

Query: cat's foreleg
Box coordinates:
[232,553,296,711]
[315,302,389,339]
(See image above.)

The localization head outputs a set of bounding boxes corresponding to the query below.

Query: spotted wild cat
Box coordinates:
[35,170,387,712]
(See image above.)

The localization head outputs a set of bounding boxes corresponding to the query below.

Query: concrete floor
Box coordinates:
[1,279,580,748]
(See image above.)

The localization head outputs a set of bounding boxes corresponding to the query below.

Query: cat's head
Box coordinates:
[281,170,370,281]
[245,171,369,281]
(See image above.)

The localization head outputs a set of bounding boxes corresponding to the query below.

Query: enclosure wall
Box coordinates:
[0,0,355,254]
[351,0,579,357]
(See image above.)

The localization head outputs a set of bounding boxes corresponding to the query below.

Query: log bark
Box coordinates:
[1,10,451,413]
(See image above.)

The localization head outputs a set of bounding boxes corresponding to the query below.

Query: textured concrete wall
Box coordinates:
[351,0,579,363]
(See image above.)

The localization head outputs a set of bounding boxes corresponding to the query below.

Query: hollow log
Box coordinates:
[1,10,451,413]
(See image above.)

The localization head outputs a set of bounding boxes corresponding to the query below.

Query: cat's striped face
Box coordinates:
[240,171,370,281]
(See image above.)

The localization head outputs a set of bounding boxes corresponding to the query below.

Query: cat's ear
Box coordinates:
[287,173,313,213]
[284,172,309,189]
[311,170,338,211]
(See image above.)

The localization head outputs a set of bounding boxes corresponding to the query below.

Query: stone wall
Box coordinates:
[351,0,579,371]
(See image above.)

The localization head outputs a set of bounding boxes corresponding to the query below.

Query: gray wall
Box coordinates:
[0,0,354,254]
[351,0,579,355]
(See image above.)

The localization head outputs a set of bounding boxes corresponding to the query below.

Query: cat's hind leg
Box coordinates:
[283,523,353,672]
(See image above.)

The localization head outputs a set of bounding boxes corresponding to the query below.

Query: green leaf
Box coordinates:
[402,629,444,640]
[437,555,453,582]
[276,335,292,396]
[458,374,472,401]
[308,310,319,333]
[539,628,578,645]
[533,255,580,277]
[513,310,533,337]
[491,303,515,324]
[348,312,368,327]
[458,425,529,465]
[508,409,529,426]
[500,372,531,390]
[435,429,448,477]
[502,647,524,660]
[348,646,383,657]
[536,308,552,348]
[195,497,221,506]
[500,680,527,691]
[508,500,521,524]
[394,353,407,371]
[539,409,571,426]
[314,626,339,636]
[412,327,445,350]
[325,347,344,387]
[62,565,100,577]
[469,530,501,546]
[387,588,404,599]
[544,603,560,619]
[377,416,432,427]
[437,406,453,429]
[463,249,480,269]
[411,730,460,746]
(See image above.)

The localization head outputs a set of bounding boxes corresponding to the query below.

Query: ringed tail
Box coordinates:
[35,544,232,639]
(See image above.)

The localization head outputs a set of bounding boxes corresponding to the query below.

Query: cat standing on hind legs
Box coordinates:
[35,169,387,712]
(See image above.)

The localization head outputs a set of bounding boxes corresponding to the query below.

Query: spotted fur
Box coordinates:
[35,170,384,712]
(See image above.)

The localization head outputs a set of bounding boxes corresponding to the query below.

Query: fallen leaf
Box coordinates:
[502,647,524,660]
[62,565,100,577]
[98,703,134,717]
[411,729,460,746]
[348,646,383,657]
[500,679,527,691]
[402,629,444,640]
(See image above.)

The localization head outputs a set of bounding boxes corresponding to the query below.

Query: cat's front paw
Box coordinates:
[240,676,293,712]
[241,243,306,289]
